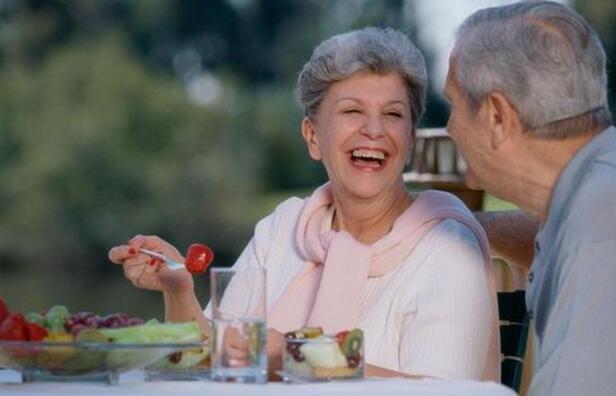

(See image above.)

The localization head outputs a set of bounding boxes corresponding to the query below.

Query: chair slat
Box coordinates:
[501,358,524,391]
[498,290,530,392]
[498,289,527,322]
[500,323,529,357]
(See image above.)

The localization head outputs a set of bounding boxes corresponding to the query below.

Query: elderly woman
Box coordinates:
[109,27,499,380]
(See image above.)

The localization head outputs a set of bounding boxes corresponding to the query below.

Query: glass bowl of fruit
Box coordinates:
[282,327,364,382]
[0,300,205,384]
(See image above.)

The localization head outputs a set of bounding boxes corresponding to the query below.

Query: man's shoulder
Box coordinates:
[563,156,616,242]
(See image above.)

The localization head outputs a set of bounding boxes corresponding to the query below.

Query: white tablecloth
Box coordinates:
[0,369,515,395]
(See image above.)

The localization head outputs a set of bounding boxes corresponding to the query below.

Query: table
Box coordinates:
[0,369,515,395]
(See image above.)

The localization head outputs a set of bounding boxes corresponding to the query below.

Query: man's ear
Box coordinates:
[485,91,521,149]
[301,117,322,160]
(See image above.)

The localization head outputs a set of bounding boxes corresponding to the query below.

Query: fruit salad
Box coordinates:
[0,297,209,377]
[283,326,364,381]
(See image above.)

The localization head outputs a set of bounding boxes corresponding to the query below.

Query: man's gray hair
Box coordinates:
[453,0,611,138]
[297,27,427,133]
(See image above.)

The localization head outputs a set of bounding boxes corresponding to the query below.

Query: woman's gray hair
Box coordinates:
[453,0,611,138]
[297,27,427,133]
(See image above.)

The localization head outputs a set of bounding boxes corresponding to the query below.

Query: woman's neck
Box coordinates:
[331,183,413,245]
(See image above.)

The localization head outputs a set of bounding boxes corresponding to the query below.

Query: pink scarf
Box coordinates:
[268,183,499,379]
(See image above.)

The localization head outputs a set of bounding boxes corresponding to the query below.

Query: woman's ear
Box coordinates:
[485,91,521,149]
[301,116,322,160]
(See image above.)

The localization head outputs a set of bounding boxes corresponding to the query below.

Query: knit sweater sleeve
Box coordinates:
[397,219,493,379]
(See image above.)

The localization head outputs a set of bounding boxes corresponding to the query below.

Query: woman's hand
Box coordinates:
[220,326,253,367]
[217,327,284,380]
[108,234,194,295]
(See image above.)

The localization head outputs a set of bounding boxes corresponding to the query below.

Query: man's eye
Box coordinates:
[386,111,402,118]
[343,109,361,114]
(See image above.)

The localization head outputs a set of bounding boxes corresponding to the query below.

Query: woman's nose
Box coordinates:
[361,114,385,139]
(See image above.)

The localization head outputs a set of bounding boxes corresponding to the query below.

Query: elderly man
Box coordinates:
[445,1,615,395]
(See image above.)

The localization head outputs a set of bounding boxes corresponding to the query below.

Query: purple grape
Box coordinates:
[101,315,116,328]
[84,315,100,328]
[108,313,129,327]
[115,313,129,324]
[292,350,305,362]
[127,317,144,326]
[74,312,96,322]
[286,341,300,355]
[347,355,360,368]
[64,318,76,332]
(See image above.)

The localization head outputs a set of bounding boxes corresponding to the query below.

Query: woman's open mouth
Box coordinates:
[350,148,387,170]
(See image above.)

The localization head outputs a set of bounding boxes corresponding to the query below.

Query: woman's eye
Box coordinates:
[386,111,402,118]
[343,109,360,114]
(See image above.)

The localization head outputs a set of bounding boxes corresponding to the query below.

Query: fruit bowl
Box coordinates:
[0,340,202,384]
[282,327,364,382]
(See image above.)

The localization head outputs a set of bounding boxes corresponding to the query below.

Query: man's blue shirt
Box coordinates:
[527,126,616,395]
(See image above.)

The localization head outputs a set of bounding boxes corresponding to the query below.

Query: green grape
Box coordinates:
[45,305,70,332]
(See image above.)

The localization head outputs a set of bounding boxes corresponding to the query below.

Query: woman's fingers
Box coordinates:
[108,244,139,264]
[223,327,251,365]
[127,234,184,263]
[109,234,179,266]
[108,234,186,293]
[122,255,163,290]
[227,345,250,360]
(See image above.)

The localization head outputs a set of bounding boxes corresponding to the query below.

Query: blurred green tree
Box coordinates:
[0,35,265,314]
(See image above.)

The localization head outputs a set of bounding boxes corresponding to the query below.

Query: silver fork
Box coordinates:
[138,248,185,271]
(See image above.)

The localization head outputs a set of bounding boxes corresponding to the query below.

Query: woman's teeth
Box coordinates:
[352,149,385,160]
[351,149,385,166]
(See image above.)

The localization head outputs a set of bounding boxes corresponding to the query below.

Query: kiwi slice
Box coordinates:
[341,329,363,358]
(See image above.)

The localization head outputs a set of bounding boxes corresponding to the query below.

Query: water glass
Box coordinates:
[210,267,267,383]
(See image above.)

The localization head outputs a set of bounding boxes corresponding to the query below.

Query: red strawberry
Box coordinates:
[0,313,28,341]
[335,330,349,346]
[185,243,214,274]
[26,322,48,341]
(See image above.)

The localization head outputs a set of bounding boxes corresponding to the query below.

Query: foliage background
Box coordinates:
[0,0,613,319]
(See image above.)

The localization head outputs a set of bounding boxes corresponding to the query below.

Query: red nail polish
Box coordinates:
[149,258,157,266]
[128,248,136,255]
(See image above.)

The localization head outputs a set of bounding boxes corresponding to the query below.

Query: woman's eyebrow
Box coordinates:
[335,97,362,104]
[335,97,408,107]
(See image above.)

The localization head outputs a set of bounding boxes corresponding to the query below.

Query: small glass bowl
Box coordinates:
[282,335,363,382]
[0,340,201,384]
